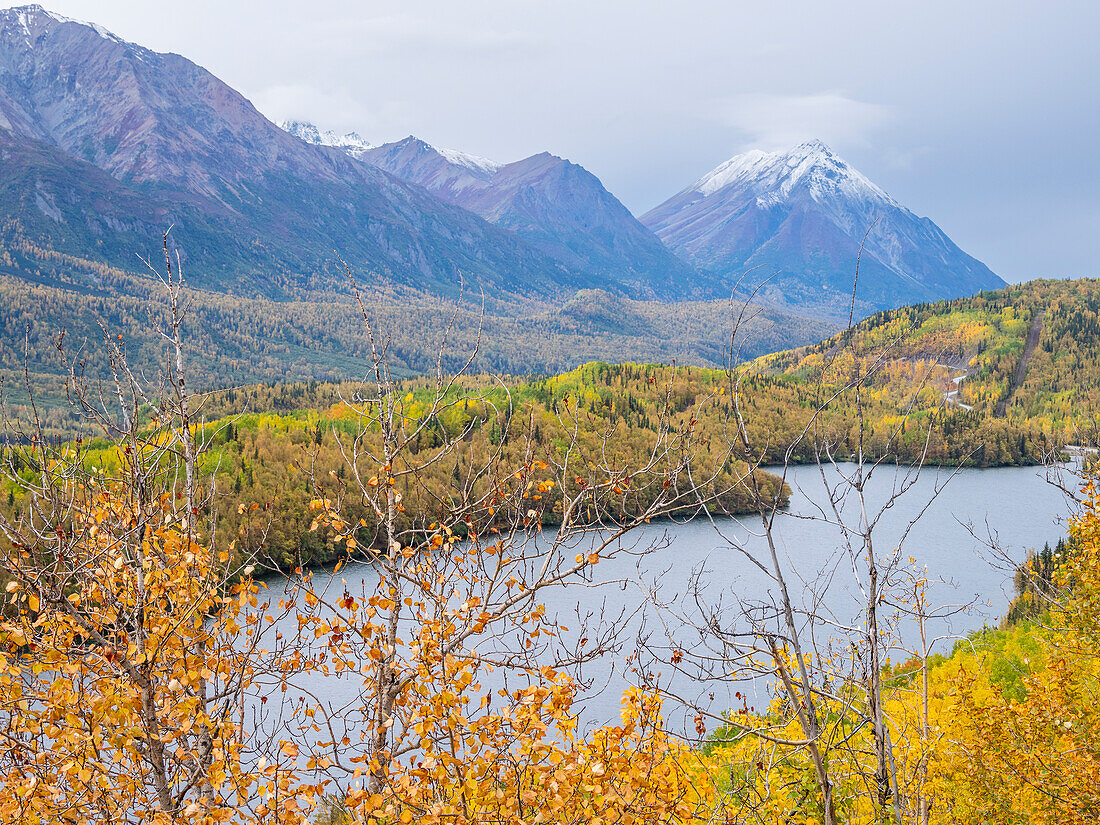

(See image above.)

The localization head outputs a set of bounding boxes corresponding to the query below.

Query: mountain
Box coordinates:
[324,132,698,298]
[0,5,572,297]
[0,6,836,406]
[641,140,1005,316]
[335,134,502,199]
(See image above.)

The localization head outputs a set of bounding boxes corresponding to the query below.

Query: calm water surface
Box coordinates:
[264,463,1075,733]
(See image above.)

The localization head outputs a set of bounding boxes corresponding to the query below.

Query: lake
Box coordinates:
[261,461,1077,735]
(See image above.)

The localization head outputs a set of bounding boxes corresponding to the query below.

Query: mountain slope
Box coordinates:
[355,136,502,200]
[335,133,698,298]
[0,5,571,297]
[743,278,1100,463]
[642,140,1004,315]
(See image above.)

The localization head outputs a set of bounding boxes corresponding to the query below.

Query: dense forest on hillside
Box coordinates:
[8,278,1099,569]
[768,278,1100,428]
[186,278,1100,470]
[0,234,832,436]
[747,278,1100,463]
[1,363,788,570]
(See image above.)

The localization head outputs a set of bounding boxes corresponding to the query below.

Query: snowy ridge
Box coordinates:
[0,5,124,44]
[279,120,373,156]
[692,140,898,209]
[435,145,503,176]
[280,121,501,174]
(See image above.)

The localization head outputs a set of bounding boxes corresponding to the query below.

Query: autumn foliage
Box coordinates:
[0,486,316,823]
[0,464,717,824]
[3,254,1100,824]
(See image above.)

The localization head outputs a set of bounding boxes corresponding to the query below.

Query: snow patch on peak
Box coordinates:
[385,136,501,176]
[792,138,830,155]
[691,141,897,208]
[434,145,502,176]
[280,120,373,156]
[691,149,769,196]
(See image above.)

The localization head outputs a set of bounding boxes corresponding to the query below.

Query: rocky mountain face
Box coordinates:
[0,5,572,297]
[0,8,340,193]
[307,132,698,298]
[642,140,1004,315]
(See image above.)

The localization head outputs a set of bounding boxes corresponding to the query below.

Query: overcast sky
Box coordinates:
[11,1,1099,282]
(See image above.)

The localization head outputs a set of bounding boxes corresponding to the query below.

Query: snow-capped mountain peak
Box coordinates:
[691,140,896,208]
[280,122,503,174]
[279,120,373,157]
[642,139,1003,315]
[0,5,125,44]
[359,135,504,195]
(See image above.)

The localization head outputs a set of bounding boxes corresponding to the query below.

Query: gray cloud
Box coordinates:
[252,83,411,136]
[706,92,893,152]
